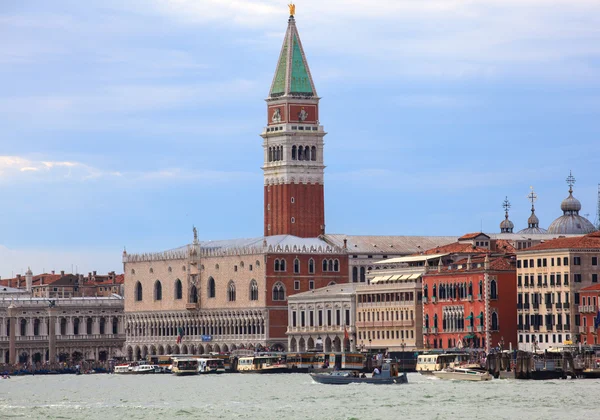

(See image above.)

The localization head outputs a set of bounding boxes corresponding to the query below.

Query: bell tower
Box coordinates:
[262,6,326,238]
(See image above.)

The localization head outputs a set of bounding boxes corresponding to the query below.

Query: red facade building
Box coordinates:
[579,285,600,345]
[422,254,517,352]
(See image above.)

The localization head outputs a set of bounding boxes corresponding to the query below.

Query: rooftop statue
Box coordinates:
[289,3,295,16]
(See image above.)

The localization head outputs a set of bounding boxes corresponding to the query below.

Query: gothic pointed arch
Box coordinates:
[174,279,183,300]
[249,279,259,301]
[189,284,198,303]
[154,280,162,301]
[490,279,498,299]
[135,281,143,301]
[227,280,236,302]
[309,258,315,274]
[294,258,300,274]
[272,282,286,301]
[207,277,216,299]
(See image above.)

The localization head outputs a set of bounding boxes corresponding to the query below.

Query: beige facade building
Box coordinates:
[516,232,600,350]
[287,283,357,353]
[355,263,426,353]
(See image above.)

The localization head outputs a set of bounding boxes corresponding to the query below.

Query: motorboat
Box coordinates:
[114,361,161,374]
[310,362,408,385]
[237,354,288,373]
[432,367,492,381]
[172,358,199,376]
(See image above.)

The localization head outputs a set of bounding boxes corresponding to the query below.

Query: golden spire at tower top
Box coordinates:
[289,3,296,16]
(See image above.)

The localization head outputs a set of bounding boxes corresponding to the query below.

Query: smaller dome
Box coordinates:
[527,213,539,226]
[500,219,514,230]
[560,192,582,213]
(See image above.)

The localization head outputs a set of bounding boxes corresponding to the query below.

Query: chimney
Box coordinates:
[93,271,97,276]
[60,270,65,276]
[51,270,55,275]
[343,239,347,250]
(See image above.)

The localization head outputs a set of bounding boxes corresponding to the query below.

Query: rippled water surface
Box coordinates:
[1,373,599,419]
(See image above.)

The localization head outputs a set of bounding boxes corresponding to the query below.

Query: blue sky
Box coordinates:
[1,0,600,277]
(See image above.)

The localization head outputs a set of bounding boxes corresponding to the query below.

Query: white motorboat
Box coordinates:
[113,361,161,374]
[432,367,492,381]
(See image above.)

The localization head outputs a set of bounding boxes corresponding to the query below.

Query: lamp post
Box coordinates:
[400,340,406,372]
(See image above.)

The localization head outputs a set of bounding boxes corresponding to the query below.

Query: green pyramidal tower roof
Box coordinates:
[269,15,317,98]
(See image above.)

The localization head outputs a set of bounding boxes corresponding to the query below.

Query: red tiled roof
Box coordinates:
[422,242,490,255]
[524,231,600,252]
[425,255,515,275]
[458,232,489,241]
[492,239,516,254]
[581,284,600,292]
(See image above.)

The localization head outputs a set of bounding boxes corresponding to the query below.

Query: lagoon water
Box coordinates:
[1,373,598,419]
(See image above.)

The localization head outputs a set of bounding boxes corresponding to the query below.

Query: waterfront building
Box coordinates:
[516,231,600,350]
[547,172,597,235]
[287,283,357,352]
[578,284,600,345]
[422,254,517,352]
[0,291,125,364]
[356,260,429,353]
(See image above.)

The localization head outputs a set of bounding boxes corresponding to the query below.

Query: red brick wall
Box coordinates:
[491,271,517,350]
[264,183,324,238]
[265,253,349,344]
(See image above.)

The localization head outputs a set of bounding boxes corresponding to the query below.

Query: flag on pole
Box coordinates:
[177,326,184,344]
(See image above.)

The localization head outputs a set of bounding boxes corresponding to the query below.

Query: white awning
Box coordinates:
[375,253,448,265]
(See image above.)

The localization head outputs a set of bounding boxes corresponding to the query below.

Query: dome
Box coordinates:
[518,226,548,234]
[560,192,582,213]
[547,215,596,235]
[527,212,539,226]
[500,218,514,232]
[547,171,597,235]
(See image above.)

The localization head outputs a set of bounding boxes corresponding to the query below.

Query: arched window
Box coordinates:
[227,281,236,302]
[434,314,438,328]
[333,259,339,272]
[86,317,93,334]
[154,280,162,301]
[322,259,328,272]
[135,282,143,301]
[360,267,365,282]
[425,315,430,328]
[352,266,358,282]
[73,318,80,335]
[189,285,198,303]
[432,284,437,298]
[469,312,474,327]
[424,285,428,299]
[491,312,499,330]
[19,319,26,336]
[304,145,309,161]
[294,258,300,274]
[174,279,183,300]
[250,280,259,301]
[207,277,216,298]
[33,318,40,336]
[490,280,498,299]
[298,146,304,161]
[311,146,316,161]
[275,259,280,272]
[272,282,285,301]
[479,311,484,326]
[112,317,119,334]
[479,280,483,296]
[268,147,273,162]
[280,259,286,271]
[292,145,297,160]
[328,260,333,272]
[468,281,473,297]
[309,258,315,274]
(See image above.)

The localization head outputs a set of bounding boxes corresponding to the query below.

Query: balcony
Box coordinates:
[466,326,473,332]
[532,303,540,310]
[422,297,428,304]
[423,327,429,334]
[431,297,437,304]
[563,303,570,310]
[555,303,562,311]
[517,303,523,310]
[543,283,548,288]
[467,295,473,302]
[477,294,482,301]
[476,326,484,332]
[431,327,438,334]
[523,303,530,310]
[579,326,586,333]
[186,303,199,310]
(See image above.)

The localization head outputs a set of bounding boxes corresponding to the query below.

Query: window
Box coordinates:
[294,258,300,274]
[334,259,340,272]
[564,257,569,266]
[208,277,216,298]
[274,259,286,272]
[294,280,300,290]
[189,285,198,303]
[360,267,366,282]
[135,282,143,301]
[557,258,561,267]
[291,217,295,224]
[174,279,183,300]
[490,280,498,299]
[250,280,259,301]
[593,257,598,266]
[227,281,236,302]
[574,274,582,283]
[309,259,315,274]
[352,266,358,282]
[292,312,297,327]
[517,260,522,268]
[154,281,162,301]
[524,260,529,268]
[322,260,328,272]
[272,283,285,301]
[593,274,598,283]
[574,256,581,266]
[309,280,314,290]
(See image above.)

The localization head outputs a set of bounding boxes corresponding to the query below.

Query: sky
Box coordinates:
[1,0,600,278]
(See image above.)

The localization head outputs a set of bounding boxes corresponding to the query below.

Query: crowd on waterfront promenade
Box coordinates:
[0,360,112,376]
